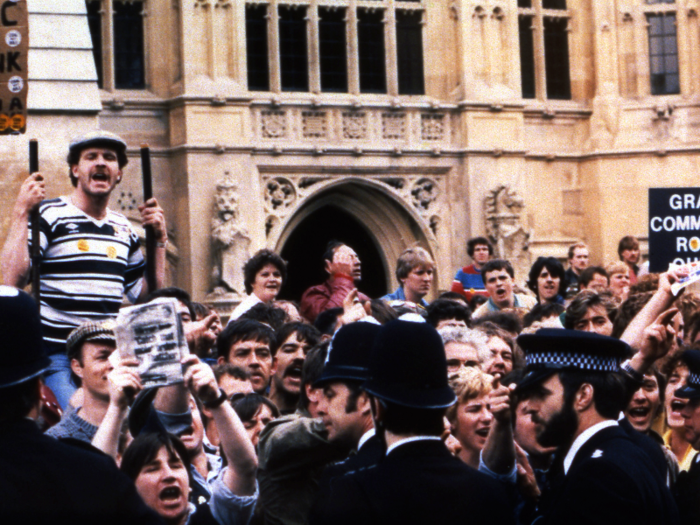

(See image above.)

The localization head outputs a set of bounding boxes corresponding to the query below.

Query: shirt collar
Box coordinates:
[386,435,441,456]
[563,420,618,474]
[358,428,375,450]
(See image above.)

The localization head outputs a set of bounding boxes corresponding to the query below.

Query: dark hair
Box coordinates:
[67,142,128,187]
[323,240,346,269]
[299,341,329,411]
[618,235,639,259]
[438,291,470,307]
[469,295,488,311]
[370,299,400,324]
[559,370,628,420]
[564,290,617,330]
[0,377,40,420]
[467,237,493,257]
[526,257,567,300]
[66,335,116,388]
[579,266,608,288]
[217,319,275,361]
[243,249,287,295]
[567,243,588,261]
[611,292,654,338]
[240,303,287,331]
[191,301,212,321]
[473,312,522,336]
[426,299,472,328]
[379,399,445,436]
[213,363,250,382]
[120,432,192,484]
[481,259,514,280]
[523,302,565,328]
[232,393,280,422]
[271,322,321,357]
[142,287,195,320]
[629,274,659,296]
[314,307,343,336]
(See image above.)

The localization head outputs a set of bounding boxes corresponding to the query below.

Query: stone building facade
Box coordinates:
[5,0,700,313]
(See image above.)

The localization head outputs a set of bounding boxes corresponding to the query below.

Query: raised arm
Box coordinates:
[482,381,517,475]
[1,173,44,287]
[185,356,258,496]
[92,358,142,459]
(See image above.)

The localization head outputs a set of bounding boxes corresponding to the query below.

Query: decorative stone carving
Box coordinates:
[302,111,327,138]
[117,190,138,212]
[343,112,367,139]
[265,177,296,210]
[382,113,406,139]
[421,114,444,141]
[261,172,446,241]
[411,178,438,211]
[209,173,251,296]
[484,185,531,282]
[261,110,287,138]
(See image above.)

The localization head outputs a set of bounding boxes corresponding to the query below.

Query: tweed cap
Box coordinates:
[66,319,117,359]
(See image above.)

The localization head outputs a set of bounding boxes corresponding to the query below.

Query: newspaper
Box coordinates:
[670,261,700,296]
[115,298,188,388]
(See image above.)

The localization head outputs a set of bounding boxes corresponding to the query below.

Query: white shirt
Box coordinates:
[358,428,375,451]
[386,435,442,456]
[563,420,618,475]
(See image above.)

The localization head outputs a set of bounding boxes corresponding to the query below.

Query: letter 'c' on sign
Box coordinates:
[651,217,662,232]
[1,1,18,27]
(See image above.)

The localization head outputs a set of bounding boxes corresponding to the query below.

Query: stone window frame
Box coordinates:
[86,0,148,92]
[244,0,425,96]
[643,0,680,96]
[517,0,572,101]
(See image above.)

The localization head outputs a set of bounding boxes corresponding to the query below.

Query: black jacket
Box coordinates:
[536,425,679,525]
[0,418,162,525]
[308,438,514,525]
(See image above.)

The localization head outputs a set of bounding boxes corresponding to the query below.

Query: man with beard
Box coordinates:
[517,329,679,525]
[269,322,321,414]
[300,241,369,323]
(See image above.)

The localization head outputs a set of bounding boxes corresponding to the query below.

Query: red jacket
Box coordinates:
[300,274,370,323]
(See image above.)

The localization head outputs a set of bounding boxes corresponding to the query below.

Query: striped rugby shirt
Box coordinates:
[28,197,145,345]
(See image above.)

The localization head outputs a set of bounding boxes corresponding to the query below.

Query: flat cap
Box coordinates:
[66,319,117,358]
[69,130,127,154]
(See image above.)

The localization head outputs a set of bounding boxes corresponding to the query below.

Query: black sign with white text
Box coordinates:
[649,188,700,272]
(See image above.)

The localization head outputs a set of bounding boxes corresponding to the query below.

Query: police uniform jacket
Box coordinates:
[308,438,514,525]
[674,453,700,523]
[0,418,162,525]
[535,425,679,525]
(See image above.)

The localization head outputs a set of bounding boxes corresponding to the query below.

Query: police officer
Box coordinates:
[673,349,700,523]
[0,286,161,524]
[517,328,679,525]
[310,319,514,525]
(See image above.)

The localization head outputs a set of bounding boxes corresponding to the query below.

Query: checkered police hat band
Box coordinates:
[526,351,620,372]
[689,372,700,388]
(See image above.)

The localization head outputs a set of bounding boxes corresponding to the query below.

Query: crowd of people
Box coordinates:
[3,131,700,525]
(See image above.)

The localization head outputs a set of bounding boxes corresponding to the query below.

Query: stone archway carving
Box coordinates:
[259,167,451,292]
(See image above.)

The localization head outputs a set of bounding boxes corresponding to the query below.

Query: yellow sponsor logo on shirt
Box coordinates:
[77,239,89,252]
[106,246,117,259]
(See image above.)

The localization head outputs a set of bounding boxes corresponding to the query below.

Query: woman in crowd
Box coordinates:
[446,367,494,469]
[526,257,566,305]
[121,432,257,525]
[230,249,287,321]
[605,261,631,304]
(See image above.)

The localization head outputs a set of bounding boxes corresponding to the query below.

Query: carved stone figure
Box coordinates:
[484,185,531,282]
[210,173,250,295]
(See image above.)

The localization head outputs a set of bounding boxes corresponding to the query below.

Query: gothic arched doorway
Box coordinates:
[273,179,437,303]
[279,206,387,301]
